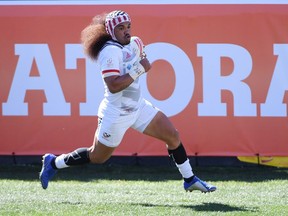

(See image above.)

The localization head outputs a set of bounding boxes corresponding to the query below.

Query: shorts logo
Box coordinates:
[98,117,102,126]
[103,132,111,138]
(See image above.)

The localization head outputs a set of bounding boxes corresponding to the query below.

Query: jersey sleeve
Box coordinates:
[99,46,122,78]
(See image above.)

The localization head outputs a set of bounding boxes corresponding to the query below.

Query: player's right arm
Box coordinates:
[100,46,151,93]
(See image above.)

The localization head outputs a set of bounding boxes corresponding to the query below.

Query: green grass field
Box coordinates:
[0,164,287,216]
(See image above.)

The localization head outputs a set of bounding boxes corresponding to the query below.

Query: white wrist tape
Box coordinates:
[124,56,145,80]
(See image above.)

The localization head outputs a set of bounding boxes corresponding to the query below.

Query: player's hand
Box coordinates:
[139,57,151,72]
[124,55,146,80]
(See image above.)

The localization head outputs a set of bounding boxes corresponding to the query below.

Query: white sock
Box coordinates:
[55,154,69,169]
[176,159,194,179]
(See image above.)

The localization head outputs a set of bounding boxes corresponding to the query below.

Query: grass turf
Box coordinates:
[0,164,287,216]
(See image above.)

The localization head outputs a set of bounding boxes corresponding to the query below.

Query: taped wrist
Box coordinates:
[128,62,145,80]
[124,56,145,80]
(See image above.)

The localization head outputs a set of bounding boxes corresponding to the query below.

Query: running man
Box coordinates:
[39,10,216,193]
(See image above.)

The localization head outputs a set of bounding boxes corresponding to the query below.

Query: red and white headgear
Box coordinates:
[105,10,131,41]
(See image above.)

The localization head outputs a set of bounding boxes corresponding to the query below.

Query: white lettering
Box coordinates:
[261,44,288,116]
[65,44,103,116]
[142,42,194,117]
[197,44,257,116]
[2,43,287,117]
[2,44,70,116]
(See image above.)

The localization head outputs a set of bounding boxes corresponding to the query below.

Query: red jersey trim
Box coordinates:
[102,69,120,75]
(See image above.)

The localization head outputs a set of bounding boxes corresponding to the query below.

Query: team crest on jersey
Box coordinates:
[106,58,113,67]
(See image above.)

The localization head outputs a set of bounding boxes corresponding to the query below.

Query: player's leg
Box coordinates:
[39,139,115,190]
[53,131,117,169]
[53,142,116,169]
[132,102,193,181]
[135,102,216,193]
[40,113,131,189]
[141,111,195,181]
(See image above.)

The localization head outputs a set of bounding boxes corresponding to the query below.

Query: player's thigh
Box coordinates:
[132,99,158,132]
[96,113,135,148]
[143,111,180,147]
[89,113,135,163]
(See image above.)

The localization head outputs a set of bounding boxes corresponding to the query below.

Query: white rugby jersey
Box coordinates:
[98,40,142,116]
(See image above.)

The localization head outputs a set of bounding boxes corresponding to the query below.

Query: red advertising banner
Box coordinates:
[0,3,288,156]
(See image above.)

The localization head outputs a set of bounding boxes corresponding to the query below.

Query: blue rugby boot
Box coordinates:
[184,176,216,193]
[39,153,57,189]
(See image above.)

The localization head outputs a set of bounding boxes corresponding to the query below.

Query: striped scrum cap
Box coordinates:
[105,10,131,41]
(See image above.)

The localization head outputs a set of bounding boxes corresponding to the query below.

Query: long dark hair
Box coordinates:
[81,13,112,60]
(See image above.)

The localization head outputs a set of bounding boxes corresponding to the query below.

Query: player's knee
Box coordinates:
[173,129,180,140]
[166,129,181,149]
[89,155,109,164]
[88,149,111,164]
[170,128,180,142]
